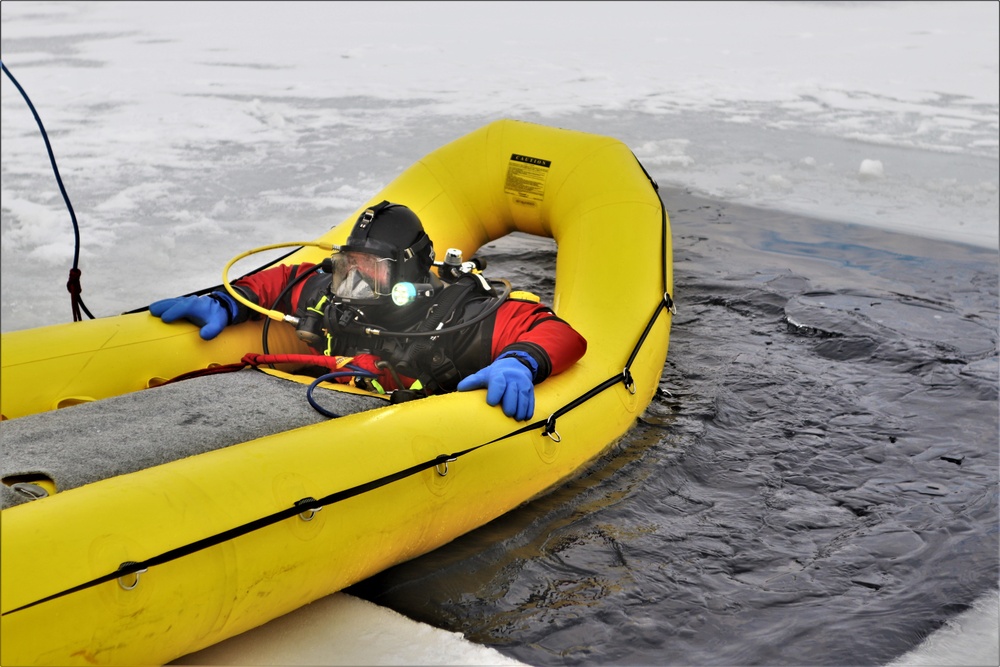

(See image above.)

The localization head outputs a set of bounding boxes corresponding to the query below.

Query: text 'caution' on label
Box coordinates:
[505,153,551,204]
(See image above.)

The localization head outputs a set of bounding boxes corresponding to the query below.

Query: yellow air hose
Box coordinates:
[221,241,335,325]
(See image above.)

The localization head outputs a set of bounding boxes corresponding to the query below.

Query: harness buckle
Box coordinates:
[359,208,375,229]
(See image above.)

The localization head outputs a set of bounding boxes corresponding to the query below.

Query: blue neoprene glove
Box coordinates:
[149,293,236,340]
[457,353,537,421]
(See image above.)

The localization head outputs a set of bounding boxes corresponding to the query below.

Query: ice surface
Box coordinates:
[171,593,525,666]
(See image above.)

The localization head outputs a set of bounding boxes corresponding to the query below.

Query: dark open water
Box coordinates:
[348,188,999,666]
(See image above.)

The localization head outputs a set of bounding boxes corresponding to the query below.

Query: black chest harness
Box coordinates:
[292,272,506,394]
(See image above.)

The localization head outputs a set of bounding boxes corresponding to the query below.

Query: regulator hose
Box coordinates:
[221,241,335,323]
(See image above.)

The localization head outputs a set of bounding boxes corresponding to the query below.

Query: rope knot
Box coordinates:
[66,268,82,295]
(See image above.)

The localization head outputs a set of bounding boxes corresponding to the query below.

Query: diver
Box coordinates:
[149,201,587,421]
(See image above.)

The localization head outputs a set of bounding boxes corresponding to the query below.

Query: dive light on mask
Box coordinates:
[391,282,436,306]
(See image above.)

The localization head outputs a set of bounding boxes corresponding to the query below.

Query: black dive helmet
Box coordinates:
[330,201,436,306]
[291,199,512,358]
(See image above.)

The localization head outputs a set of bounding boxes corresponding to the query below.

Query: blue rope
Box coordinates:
[2,59,92,320]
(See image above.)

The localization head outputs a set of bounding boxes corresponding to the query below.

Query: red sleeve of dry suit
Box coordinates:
[490,299,587,380]
[231,263,317,317]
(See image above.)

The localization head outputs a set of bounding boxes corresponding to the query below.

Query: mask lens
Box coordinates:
[330,250,394,300]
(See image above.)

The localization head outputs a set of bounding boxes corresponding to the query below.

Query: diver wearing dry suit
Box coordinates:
[149,201,587,421]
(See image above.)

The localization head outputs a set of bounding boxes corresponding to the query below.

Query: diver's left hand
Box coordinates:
[457,355,535,421]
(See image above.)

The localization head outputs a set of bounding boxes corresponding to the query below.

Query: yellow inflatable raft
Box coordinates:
[0,119,673,665]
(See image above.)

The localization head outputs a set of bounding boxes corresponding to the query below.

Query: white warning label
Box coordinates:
[504,153,551,204]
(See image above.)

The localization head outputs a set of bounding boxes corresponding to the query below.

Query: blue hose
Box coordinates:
[307,369,378,418]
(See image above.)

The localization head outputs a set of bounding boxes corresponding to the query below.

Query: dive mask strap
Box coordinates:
[355,200,394,236]
[402,231,431,262]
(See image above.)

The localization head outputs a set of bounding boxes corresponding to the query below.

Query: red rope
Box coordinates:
[154,353,355,387]
[241,352,353,371]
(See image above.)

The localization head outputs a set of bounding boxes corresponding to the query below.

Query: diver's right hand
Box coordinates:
[149,294,235,340]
